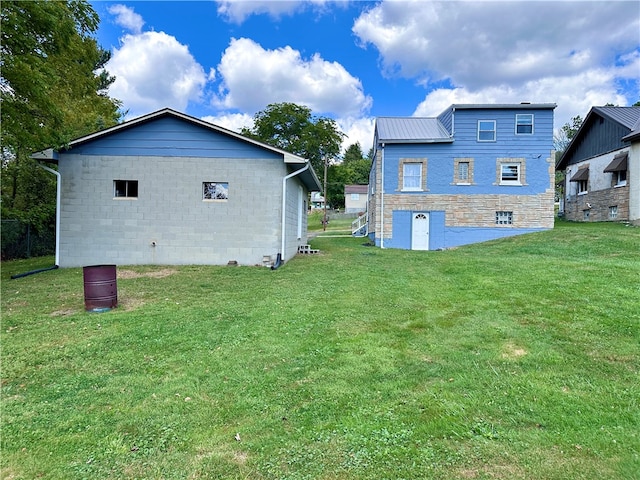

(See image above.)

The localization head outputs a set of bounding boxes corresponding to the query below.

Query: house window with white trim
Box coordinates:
[570,168,589,194]
[478,120,496,142]
[577,179,588,194]
[609,206,618,220]
[399,158,427,191]
[614,170,627,187]
[114,180,138,198]
[501,163,520,184]
[403,163,422,190]
[203,182,229,201]
[495,211,513,225]
[498,159,527,186]
[516,114,534,134]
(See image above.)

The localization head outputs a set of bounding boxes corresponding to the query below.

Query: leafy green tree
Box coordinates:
[241,103,344,176]
[1,0,122,232]
[554,115,583,165]
[326,143,371,209]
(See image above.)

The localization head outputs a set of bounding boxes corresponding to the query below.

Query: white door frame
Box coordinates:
[411,212,430,250]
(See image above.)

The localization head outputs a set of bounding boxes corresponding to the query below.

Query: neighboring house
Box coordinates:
[556,106,640,224]
[344,184,368,213]
[365,103,557,250]
[310,191,327,210]
[32,108,321,267]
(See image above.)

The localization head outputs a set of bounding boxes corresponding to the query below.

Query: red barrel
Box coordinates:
[83,265,118,311]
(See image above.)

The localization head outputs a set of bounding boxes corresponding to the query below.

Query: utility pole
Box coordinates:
[323,157,328,231]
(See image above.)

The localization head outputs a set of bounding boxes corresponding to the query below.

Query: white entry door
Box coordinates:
[412,213,430,250]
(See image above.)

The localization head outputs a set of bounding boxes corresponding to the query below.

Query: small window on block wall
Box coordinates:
[203,182,229,201]
[609,206,618,220]
[114,180,138,198]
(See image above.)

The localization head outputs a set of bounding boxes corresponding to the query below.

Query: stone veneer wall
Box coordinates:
[379,191,555,235]
[564,185,630,222]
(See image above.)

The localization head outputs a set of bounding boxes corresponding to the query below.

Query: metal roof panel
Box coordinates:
[376,117,452,143]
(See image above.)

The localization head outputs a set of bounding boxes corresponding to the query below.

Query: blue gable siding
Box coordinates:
[65,116,282,159]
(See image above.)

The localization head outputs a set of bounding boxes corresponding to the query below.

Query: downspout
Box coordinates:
[39,164,61,266]
[380,143,385,249]
[273,162,311,270]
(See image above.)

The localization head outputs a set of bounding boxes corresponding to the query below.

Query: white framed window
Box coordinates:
[609,206,618,220]
[203,182,229,201]
[114,180,138,198]
[516,114,534,134]
[350,193,360,200]
[614,170,627,187]
[495,211,513,225]
[570,168,589,194]
[577,179,588,194]
[402,162,423,191]
[500,163,521,185]
[478,120,496,142]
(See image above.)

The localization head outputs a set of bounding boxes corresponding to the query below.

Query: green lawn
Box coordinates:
[2,220,639,479]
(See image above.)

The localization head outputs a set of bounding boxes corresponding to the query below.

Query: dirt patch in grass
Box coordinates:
[50,308,78,317]
[501,342,528,360]
[456,462,527,479]
[117,268,178,279]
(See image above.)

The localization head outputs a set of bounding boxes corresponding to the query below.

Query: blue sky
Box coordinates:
[91,0,640,153]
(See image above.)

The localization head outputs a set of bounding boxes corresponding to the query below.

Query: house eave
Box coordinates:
[377,138,454,144]
[30,148,58,162]
[449,103,557,110]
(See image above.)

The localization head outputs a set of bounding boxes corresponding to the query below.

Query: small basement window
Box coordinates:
[609,206,618,220]
[114,180,138,198]
[203,182,229,201]
[495,211,513,225]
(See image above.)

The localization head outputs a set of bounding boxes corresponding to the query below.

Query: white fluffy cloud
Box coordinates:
[215,0,331,24]
[200,112,254,133]
[337,116,376,154]
[107,4,144,34]
[106,31,207,117]
[214,37,372,118]
[354,0,640,127]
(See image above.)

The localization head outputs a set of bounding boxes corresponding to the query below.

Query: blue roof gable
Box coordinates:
[62,115,281,159]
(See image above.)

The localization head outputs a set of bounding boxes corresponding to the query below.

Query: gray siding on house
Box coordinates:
[58,154,289,267]
[563,117,632,165]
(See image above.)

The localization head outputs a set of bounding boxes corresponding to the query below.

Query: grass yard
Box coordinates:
[1,220,639,479]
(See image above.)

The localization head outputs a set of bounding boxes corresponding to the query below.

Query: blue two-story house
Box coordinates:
[365,103,557,250]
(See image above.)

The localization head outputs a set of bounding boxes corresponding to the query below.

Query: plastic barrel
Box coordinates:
[83,264,117,311]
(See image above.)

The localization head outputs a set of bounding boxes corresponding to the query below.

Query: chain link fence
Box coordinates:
[1,220,55,260]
